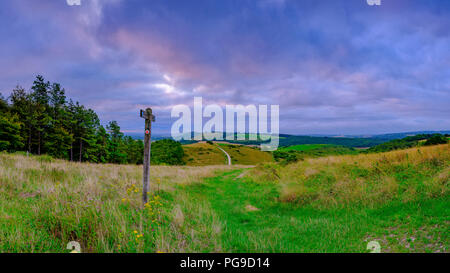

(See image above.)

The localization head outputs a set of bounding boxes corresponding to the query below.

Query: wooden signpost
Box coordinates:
[140,108,155,204]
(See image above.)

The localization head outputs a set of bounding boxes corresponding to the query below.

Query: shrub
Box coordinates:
[424,135,448,146]
[151,139,185,165]
[273,151,299,165]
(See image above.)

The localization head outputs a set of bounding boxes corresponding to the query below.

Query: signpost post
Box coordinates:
[140,108,155,205]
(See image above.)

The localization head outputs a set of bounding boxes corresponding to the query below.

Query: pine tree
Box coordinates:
[0,92,8,113]
[95,125,110,163]
[0,94,22,152]
[44,83,71,158]
[66,100,77,161]
[106,121,127,164]
[68,102,100,162]
[30,75,51,155]
[9,86,36,153]
[123,136,144,164]
[4,76,159,165]
[81,109,100,162]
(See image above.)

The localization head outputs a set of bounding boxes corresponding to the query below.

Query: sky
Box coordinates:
[0,0,449,136]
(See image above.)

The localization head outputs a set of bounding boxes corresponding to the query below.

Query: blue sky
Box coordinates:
[0,0,449,135]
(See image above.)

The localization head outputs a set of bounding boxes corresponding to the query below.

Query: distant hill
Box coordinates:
[283,131,450,140]
[367,134,449,153]
[178,133,387,148]
[127,131,450,148]
[182,142,273,166]
[350,131,450,140]
[275,135,384,148]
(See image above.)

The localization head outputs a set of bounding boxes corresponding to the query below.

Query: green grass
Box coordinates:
[0,153,240,253]
[279,144,333,152]
[178,170,449,252]
[0,144,448,253]
[274,144,359,163]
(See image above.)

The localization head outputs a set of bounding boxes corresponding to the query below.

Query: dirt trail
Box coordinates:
[216,145,232,165]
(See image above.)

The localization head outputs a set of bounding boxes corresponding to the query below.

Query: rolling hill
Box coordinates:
[182,142,227,166]
[217,143,273,165]
[182,142,273,166]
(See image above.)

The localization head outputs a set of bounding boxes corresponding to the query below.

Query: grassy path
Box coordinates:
[1,146,447,253]
[179,169,449,253]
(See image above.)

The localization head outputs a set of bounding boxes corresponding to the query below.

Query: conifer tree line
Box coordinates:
[0,75,144,164]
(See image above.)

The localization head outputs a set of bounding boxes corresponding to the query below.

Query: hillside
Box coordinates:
[182,142,228,166]
[217,143,273,165]
[274,144,359,164]
[221,134,386,148]
[250,144,449,207]
[366,131,450,140]
[174,133,388,148]
[0,144,448,253]
[182,142,273,166]
[367,134,448,153]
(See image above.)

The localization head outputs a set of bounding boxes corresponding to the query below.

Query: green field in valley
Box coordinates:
[278,144,334,152]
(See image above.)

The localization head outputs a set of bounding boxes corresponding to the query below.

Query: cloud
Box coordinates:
[0,0,448,135]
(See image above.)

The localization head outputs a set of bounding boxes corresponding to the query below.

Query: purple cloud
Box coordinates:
[0,0,449,135]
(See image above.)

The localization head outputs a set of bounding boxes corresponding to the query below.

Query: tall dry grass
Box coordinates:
[0,152,245,252]
[248,144,449,207]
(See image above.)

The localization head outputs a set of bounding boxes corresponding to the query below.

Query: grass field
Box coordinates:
[275,144,359,161]
[182,142,273,166]
[217,143,273,165]
[0,144,448,253]
[279,144,334,152]
[182,142,227,166]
